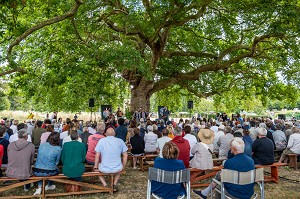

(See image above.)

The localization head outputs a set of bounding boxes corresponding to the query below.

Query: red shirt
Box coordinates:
[171,136,190,168]
[86,134,105,162]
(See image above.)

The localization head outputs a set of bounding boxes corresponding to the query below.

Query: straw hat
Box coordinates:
[198,129,214,145]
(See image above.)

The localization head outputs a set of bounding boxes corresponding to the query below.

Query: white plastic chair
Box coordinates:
[147,167,190,199]
[211,168,265,199]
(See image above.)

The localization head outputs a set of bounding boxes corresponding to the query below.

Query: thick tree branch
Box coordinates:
[7,0,84,62]
[0,68,26,77]
[162,51,218,59]
[150,34,284,95]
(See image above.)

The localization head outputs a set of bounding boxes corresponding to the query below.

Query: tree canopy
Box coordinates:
[1,0,300,112]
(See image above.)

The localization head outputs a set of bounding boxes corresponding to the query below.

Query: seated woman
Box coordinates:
[61,130,86,181]
[151,141,186,199]
[144,125,158,154]
[33,132,61,195]
[130,128,145,169]
[190,129,214,170]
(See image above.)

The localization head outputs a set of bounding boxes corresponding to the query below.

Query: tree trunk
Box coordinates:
[130,78,154,112]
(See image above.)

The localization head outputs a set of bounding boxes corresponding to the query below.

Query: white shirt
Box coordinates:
[210,126,218,134]
[88,127,96,135]
[9,134,32,143]
[60,131,69,140]
[26,123,34,136]
[156,136,172,157]
[62,135,82,146]
[184,134,198,157]
[10,125,18,134]
[287,133,300,154]
[213,130,225,153]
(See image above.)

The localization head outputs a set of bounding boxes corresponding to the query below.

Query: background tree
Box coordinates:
[1,0,300,113]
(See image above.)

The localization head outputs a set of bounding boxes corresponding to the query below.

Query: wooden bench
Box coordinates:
[0,171,122,198]
[189,166,223,188]
[255,162,287,183]
[288,154,299,170]
[190,162,287,187]
[129,154,158,171]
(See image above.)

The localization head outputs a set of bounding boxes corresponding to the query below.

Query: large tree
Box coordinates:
[1,0,300,112]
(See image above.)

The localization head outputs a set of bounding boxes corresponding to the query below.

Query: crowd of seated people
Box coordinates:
[0,113,299,198]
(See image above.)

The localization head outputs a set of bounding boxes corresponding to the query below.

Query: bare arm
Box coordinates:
[122,152,128,170]
[94,152,100,170]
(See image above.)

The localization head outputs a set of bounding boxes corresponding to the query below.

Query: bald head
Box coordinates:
[106,128,115,136]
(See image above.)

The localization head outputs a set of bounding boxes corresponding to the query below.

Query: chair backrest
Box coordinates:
[148,167,190,184]
[220,168,264,185]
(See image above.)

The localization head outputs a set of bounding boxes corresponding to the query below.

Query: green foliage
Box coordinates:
[1,0,300,112]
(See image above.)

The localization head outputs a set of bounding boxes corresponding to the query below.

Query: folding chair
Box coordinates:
[211,168,265,199]
[147,167,191,199]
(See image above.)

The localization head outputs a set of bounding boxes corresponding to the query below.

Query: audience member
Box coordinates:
[33,132,61,195]
[156,129,172,158]
[273,123,287,150]
[9,123,32,143]
[94,128,128,191]
[40,125,54,144]
[190,129,214,170]
[183,125,197,159]
[151,142,186,199]
[115,118,128,142]
[279,126,300,163]
[32,120,46,146]
[85,122,106,165]
[6,129,35,191]
[217,126,234,159]
[193,137,255,199]
[144,125,158,153]
[130,128,145,169]
[252,128,274,165]
[171,127,190,168]
[80,127,91,151]
[61,130,86,181]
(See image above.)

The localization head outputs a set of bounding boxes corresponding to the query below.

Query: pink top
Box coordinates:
[86,134,105,162]
[40,132,52,144]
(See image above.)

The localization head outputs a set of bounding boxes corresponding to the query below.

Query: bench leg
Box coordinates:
[270,166,279,183]
[288,155,297,170]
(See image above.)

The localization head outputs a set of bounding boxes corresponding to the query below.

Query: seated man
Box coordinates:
[85,122,106,165]
[193,137,255,199]
[94,128,128,191]
[6,129,35,191]
[252,127,275,165]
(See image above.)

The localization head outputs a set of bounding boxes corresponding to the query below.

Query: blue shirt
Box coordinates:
[152,157,186,199]
[34,142,61,171]
[243,135,253,157]
[115,125,128,142]
[95,136,128,173]
[224,153,255,199]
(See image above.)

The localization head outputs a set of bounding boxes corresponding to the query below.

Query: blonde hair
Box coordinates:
[162,142,179,159]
